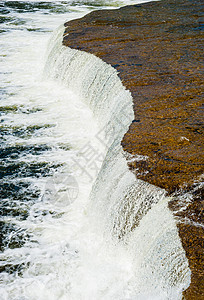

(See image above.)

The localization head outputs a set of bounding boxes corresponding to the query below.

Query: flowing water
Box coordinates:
[0,1,191,299]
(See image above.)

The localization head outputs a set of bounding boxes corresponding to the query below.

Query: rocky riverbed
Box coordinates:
[63,0,204,298]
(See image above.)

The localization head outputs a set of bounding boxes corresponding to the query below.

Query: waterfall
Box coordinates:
[44,25,191,299]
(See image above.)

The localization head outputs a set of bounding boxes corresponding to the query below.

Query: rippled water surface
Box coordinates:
[0,1,122,297]
[0,1,190,299]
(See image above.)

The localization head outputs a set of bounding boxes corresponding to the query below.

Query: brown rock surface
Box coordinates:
[63,0,204,298]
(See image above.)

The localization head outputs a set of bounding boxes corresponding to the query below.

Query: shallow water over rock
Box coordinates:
[63,0,204,298]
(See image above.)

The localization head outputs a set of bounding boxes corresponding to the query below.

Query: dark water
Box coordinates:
[0,0,128,284]
[0,0,96,273]
[0,1,191,299]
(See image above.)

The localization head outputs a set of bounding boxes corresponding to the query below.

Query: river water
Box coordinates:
[0,1,190,299]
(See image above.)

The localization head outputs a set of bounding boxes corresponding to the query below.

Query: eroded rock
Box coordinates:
[63,0,204,298]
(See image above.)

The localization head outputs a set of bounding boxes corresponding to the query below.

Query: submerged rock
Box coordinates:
[63,0,203,298]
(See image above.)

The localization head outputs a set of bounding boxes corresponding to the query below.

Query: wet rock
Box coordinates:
[63,0,204,298]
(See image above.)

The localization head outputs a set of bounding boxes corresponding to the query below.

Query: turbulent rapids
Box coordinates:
[0,1,191,299]
[44,25,191,299]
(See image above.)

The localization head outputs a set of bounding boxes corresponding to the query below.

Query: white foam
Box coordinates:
[0,1,190,299]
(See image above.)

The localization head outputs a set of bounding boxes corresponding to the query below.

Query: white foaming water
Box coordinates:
[0,1,190,299]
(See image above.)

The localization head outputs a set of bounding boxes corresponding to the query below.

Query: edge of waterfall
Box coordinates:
[44,25,191,299]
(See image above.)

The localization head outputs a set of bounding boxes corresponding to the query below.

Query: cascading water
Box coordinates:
[45,25,191,298]
[0,1,190,299]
